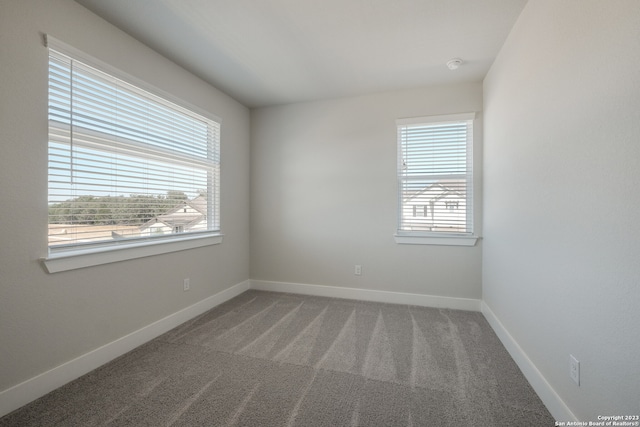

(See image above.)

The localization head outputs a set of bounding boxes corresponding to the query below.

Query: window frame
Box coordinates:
[42,36,223,273]
[394,113,478,247]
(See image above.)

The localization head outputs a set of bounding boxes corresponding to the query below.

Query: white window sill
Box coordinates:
[394,234,479,246]
[42,233,223,273]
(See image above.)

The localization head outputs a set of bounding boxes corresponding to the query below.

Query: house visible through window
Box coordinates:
[396,113,474,236]
[47,37,221,253]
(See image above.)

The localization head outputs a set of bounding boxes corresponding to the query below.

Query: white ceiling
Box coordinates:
[74,0,528,108]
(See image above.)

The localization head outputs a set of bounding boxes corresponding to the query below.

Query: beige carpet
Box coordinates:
[0,290,554,426]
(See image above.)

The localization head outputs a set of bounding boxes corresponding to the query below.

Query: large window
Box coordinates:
[47,37,221,256]
[395,113,476,246]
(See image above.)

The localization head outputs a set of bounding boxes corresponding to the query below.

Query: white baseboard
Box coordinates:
[481,301,577,422]
[250,279,482,311]
[0,280,250,418]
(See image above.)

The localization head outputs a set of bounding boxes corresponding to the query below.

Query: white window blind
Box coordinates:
[47,37,220,252]
[397,113,474,235]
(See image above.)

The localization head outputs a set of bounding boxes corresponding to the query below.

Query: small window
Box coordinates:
[445,201,459,211]
[47,37,220,255]
[396,113,475,241]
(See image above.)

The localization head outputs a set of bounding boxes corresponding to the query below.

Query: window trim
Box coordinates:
[43,35,223,271]
[393,233,478,246]
[42,233,223,273]
[395,112,478,246]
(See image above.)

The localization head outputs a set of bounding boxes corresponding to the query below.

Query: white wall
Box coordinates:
[483,0,640,419]
[0,0,249,398]
[251,83,483,299]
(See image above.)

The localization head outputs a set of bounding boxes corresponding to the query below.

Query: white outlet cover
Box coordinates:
[569,354,580,386]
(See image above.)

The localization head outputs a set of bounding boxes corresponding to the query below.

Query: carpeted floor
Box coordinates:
[0,290,554,426]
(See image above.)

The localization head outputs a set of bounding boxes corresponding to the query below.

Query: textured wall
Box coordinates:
[0,0,250,392]
[483,0,640,419]
[251,83,483,299]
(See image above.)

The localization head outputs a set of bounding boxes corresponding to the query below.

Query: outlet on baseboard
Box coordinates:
[183,278,190,292]
[569,354,580,386]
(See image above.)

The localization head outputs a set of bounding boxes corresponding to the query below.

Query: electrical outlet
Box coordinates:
[569,354,580,386]
[183,278,190,292]
[355,265,362,276]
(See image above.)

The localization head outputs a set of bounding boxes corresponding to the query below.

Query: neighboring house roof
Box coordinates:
[140,195,207,231]
[403,179,465,204]
[188,195,207,215]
